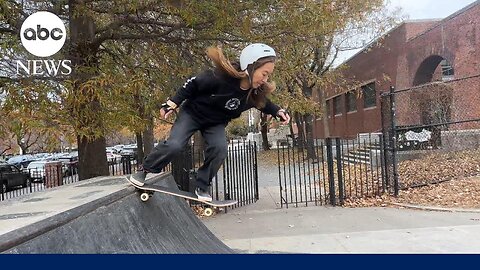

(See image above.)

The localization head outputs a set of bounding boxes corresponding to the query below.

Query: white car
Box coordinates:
[26,161,67,182]
[106,150,122,164]
[26,161,48,181]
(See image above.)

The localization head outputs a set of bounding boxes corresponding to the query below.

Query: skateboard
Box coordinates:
[125,176,237,216]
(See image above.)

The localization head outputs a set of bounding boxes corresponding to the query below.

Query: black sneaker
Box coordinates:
[129,171,147,186]
[195,187,212,202]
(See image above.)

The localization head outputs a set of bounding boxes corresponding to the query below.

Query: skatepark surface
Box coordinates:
[0,173,233,254]
[3,168,480,254]
[203,185,480,253]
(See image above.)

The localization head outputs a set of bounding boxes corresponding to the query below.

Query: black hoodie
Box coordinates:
[170,69,280,125]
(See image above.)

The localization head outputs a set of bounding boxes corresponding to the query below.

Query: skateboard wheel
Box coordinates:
[140,192,150,202]
[203,208,213,217]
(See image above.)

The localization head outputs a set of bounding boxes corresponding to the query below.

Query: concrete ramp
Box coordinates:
[0,173,233,253]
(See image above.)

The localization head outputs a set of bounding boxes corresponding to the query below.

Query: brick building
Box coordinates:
[314,1,480,139]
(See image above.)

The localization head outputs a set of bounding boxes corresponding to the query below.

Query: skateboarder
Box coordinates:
[129,43,290,201]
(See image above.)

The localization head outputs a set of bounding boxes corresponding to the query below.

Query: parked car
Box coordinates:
[113,145,125,153]
[7,155,35,170]
[106,147,120,154]
[26,160,49,182]
[106,150,122,165]
[120,146,138,160]
[0,163,31,192]
[26,160,68,182]
[57,155,78,176]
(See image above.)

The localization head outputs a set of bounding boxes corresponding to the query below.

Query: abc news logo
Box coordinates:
[16,11,72,76]
[23,25,64,41]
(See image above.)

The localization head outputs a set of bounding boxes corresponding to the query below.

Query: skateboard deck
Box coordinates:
[126,176,237,207]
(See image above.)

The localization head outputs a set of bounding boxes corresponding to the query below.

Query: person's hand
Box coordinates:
[160,100,177,119]
[277,109,290,125]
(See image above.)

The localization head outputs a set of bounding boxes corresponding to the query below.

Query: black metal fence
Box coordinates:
[1,139,259,211]
[277,135,384,208]
[170,140,259,209]
[222,140,259,207]
[1,155,137,201]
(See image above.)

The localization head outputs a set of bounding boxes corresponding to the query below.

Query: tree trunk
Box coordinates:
[294,112,306,149]
[304,114,318,160]
[136,132,144,164]
[69,2,108,180]
[77,135,108,180]
[288,119,296,146]
[133,91,148,163]
[260,113,270,150]
[18,140,27,155]
[318,89,330,138]
[143,116,155,156]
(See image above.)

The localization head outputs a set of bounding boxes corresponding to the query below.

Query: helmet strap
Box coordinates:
[246,65,255,89]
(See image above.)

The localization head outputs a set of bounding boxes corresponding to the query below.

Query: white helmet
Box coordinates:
[239,43,276,71]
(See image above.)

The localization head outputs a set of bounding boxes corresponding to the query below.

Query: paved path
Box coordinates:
[203,163,480,253]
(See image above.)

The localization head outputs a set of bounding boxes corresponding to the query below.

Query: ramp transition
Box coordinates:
[0,174,233,253]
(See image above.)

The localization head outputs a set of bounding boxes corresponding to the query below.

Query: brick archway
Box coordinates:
[413,55,445,86]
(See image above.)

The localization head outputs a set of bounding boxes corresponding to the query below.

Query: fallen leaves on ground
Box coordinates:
[392,176,480,209]
[258,149,284,166]
[343,176,480,209]
[398,149,480,188]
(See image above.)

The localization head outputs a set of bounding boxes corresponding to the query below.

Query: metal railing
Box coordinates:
[1,155,137,202]
[222,140,259,207]
[1,141,259,210]
[169,140,259,210]
[277,136,385,208]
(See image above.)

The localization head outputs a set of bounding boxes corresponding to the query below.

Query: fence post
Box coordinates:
[253,141,259,200]
[171,144,193,192]
[325,138,336,206]
[122,155,132,175]
[0,171,4,201]
[335,138,344,205]
[379,135,387,193]
[380,94,390,191]
[389,86,400,196]
[276,140,283,208]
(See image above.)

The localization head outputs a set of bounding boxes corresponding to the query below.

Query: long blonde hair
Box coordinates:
[206,46,276,109]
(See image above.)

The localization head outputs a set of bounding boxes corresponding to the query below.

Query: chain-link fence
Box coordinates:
[382,74,480,191]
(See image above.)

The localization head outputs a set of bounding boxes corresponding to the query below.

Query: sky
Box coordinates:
[335,0,478,65]
[388,0,478,20]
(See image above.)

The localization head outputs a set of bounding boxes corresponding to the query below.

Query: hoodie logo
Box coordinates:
[225,98,240,110]
[182,76,196,88]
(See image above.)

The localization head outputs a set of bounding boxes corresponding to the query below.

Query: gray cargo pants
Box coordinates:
[142,110,228,191]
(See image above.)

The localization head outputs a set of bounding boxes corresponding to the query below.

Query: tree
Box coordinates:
[260,113,270,150]
[0,78,72,155]
[0,0,400,179]
[0,0,264,179]
[254,0,400,158]
[226,117,249,139]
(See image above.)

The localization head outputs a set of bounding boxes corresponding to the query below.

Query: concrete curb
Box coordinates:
[389,202,480,213]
